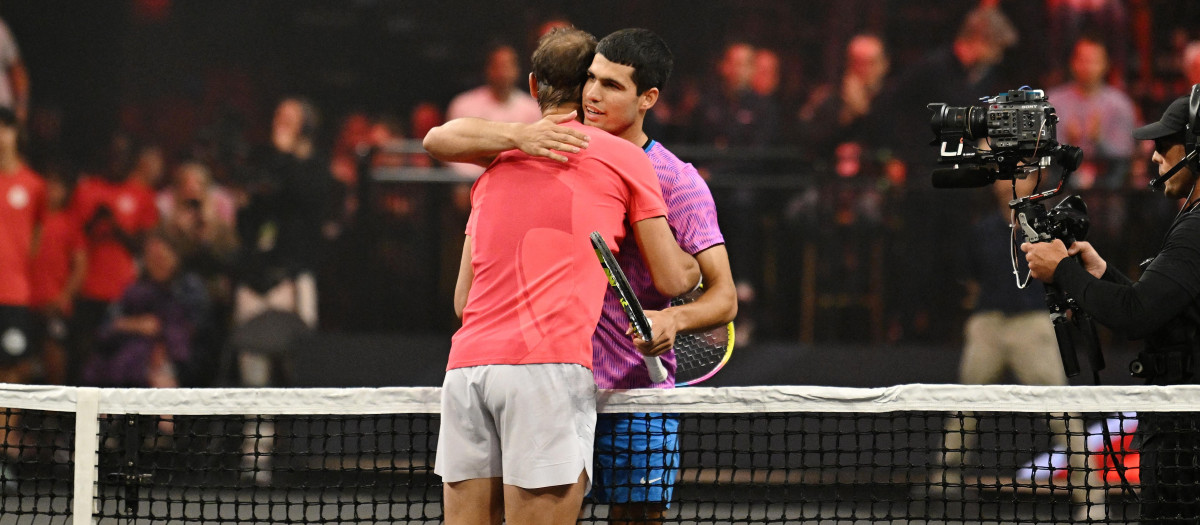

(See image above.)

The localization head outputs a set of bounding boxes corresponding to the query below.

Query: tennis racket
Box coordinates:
[589,231,668,384]
[670,286,735,385]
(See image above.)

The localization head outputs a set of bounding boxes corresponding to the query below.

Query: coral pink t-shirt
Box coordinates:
[448,120,667,371]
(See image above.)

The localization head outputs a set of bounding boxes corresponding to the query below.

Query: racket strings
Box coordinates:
[670,289,733,384]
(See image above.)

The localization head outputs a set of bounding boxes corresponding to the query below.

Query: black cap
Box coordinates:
[1133,96,1189,140]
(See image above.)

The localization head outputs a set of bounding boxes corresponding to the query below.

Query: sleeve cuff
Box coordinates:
[1052,257,1092,294]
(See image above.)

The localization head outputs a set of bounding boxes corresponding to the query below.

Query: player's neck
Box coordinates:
[622,130,650,150]
[543,103,582,122]
[618,115,649,148]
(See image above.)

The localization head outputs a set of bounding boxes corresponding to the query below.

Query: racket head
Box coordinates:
[670,286,735,386]
[589,231,653,341]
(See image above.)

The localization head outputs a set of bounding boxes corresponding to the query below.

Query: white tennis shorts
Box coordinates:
[435,363,597,489]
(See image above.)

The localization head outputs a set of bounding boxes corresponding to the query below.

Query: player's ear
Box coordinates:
[639,87,660,112]
[528,73,538,99]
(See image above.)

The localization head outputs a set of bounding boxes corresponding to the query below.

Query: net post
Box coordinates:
[72,387,100,525]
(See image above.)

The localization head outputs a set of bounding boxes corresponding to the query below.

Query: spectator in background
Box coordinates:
[232,101,335,484]
[159,161,238,355]
[797,34,891,161]
[328,111,379,232]
[0,16,28,124]
[1047,37,1140,279]
[693,41,781,342]
[329,111,373,189]
[367,113,408,169]
[408,102,444,167]
[694,41,780,151]
[750,48,781,99]
[1047,37,1138,191]
[1045,0,1129,88]
[68,134,160,386]
[0,107,45,487]
[157,160,237,227]
[82,231,210,390]
[882,4,1018,168]
[1182,41,1200,88]
[232,98,332,482]
[527,16,574,58]
[234,97,332,332]
[29,168,86,386]
[444,43,543,177]
[876,3,1018,343]
[129,142,166,192]
[749,48,784,149]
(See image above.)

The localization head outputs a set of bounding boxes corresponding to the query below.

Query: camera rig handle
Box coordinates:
[1011,193,1101,379]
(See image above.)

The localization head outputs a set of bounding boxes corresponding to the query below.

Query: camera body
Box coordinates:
[927,87,1089,244]
[1011,194,1089,247]
[930,88,1057,153]
[928,88,1080,189]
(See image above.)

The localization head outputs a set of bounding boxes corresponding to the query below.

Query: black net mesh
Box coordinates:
[1,385,1198,524]
[1,407,75,523]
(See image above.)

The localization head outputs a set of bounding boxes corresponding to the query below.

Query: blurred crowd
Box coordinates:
[1,0,1200,404]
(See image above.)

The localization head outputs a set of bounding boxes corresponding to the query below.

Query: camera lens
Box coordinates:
[929,104,988,140]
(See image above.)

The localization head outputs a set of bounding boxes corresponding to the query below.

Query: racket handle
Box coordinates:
[644,355,668,384]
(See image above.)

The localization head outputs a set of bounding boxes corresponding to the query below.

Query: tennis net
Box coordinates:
[1,383,1198,524]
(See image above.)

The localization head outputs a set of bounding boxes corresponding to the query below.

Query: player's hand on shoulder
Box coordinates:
[516,111,589,163]
[630,309,678,357]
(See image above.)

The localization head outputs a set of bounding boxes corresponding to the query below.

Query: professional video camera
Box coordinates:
[928,87,1082,189]
[927,87,1102,380]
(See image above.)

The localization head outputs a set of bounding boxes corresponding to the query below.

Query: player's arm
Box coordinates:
[632,217,700,298]
[453,235,474,319]
[638,245,737,356]
[422,112,589,167]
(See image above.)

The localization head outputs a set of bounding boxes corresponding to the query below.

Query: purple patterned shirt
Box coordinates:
[591,140,724,389]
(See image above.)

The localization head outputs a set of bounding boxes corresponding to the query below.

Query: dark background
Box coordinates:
[1,0,1196,387]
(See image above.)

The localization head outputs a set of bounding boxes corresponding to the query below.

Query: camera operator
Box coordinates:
[1022,95,1200,523]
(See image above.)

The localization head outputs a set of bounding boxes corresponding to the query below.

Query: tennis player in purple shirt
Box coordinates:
[580,29,736,524]
[420,28,737,525]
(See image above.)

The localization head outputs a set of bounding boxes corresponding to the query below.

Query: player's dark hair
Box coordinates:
[596,28,674,95]
[531,27,597,111]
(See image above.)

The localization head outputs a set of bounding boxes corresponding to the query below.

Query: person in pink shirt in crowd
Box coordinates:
[444,42,544,178]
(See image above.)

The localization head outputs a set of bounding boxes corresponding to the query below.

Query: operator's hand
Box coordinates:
[629,309,678,357]
[1066,241,1107,279]
[1020,239,1069,283]
[515,111,589,163]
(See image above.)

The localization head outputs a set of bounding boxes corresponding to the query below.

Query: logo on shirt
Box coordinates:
[6,184,28,210]
[2,327,26,357]
[116,194,137,216]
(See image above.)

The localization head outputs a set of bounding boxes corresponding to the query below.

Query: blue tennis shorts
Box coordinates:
[591,413,680,505]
